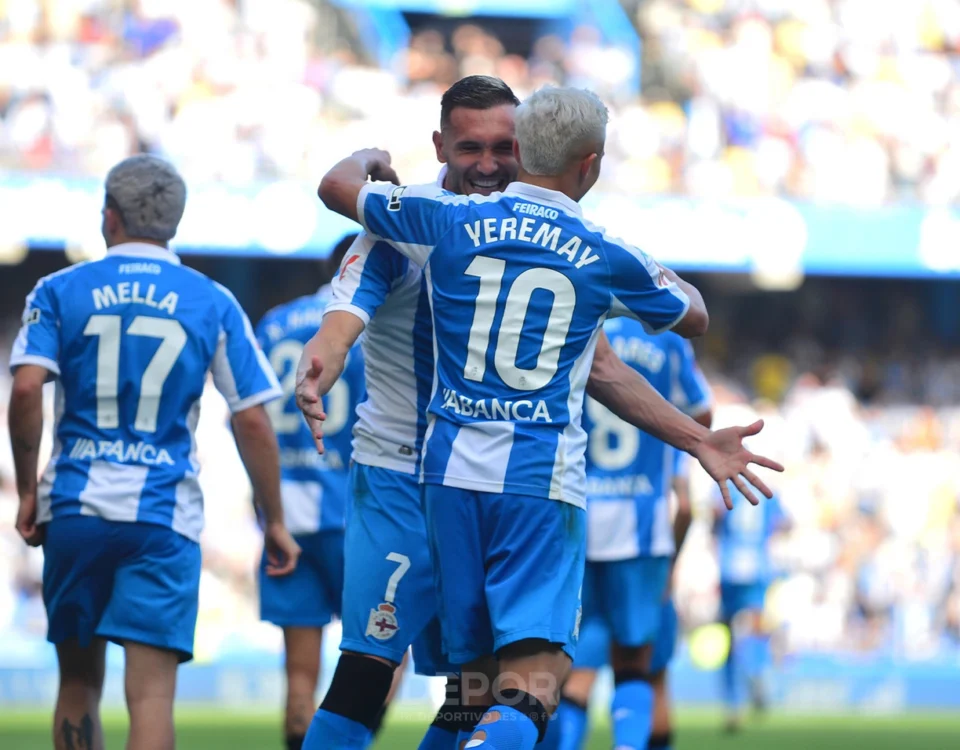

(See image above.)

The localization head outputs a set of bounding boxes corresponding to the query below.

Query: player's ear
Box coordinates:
[578,152,598,184]
[432,130,445,163]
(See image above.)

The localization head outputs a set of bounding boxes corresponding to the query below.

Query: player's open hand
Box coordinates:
[264,522,301,577]
[354,148,400,185]
[295,355,327,454]
[16,493,44,547]
[691,420,784,510]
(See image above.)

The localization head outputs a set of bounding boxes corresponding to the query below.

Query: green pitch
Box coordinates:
[2,708,960,749]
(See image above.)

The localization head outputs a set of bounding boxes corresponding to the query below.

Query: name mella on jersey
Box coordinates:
[92,281,179,315]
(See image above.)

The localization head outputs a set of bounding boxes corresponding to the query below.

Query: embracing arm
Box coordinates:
[586,332,709,453]
[318,148,399,222]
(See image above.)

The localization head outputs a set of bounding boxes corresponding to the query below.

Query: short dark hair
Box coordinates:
[440,75,520,129]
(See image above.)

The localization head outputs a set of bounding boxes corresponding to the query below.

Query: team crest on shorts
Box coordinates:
[366,602,399,640]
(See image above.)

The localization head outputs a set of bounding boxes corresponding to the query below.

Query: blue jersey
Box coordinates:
[716,491,787,585]
[256,286,365,534]
[325,234,434,475]
[357,181,691,507]
[9,243,281,542]
[583,319,711,561]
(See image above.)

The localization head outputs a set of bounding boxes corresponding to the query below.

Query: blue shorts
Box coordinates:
[340,463,455,676]
[260,530,344,628]
[575,598,679,673]
[649,600,678,675]
[423,485,586,665]
[580,556,671,649]
[43,515,201,662]
[720,582,766,622]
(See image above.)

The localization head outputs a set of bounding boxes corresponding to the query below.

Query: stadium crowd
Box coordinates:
[3,0,960,205]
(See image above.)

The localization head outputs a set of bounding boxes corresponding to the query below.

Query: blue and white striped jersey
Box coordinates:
[357,181,692,507]
[9,243,282,542]
[583,318,712,561]
[256,286,365,534]
[323,173,447,475]
[717,491,787,586]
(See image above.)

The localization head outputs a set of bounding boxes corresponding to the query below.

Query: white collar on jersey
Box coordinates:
[436,165,448,189]
[504,182,583,217]
[107,242,182,265]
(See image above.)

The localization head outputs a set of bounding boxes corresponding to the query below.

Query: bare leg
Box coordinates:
[283,627,323,740]
[54,638,107,750]
[124,641,179,750]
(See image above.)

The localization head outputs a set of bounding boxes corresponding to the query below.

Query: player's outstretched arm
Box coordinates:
[318,148,399,222]
[233,404,301,576]
[8,364,48,546]
[587,332,709,452]
[689,421,784,511]
[294,311,364,454]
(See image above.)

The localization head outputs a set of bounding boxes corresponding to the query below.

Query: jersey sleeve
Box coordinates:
[357,182,465,266]
[210,283,283,413]
[324,232,409,326]
[671,339,712,416]
[603,238,691,334]
[9,276,62,376]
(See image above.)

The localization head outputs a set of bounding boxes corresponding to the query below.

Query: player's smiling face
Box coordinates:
[434,104,518,197]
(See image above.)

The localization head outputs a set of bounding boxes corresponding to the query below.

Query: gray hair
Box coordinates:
[104,155,187,242]
[514,87,609,176]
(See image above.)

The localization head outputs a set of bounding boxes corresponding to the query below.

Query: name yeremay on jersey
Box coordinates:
[356,180,691,508]
[9,243,282,542]
[256,285,365,534]
[322,174,446,475]
[583,318,711,561]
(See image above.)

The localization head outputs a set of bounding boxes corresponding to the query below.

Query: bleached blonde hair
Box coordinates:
[514,86,609,176]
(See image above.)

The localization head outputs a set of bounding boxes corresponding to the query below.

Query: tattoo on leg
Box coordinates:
[60,714,95,749]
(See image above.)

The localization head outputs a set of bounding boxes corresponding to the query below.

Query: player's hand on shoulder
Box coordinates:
[691,419,784,511]
[16,493,44,547]
[353,148,400,185]
[263,522,301,577]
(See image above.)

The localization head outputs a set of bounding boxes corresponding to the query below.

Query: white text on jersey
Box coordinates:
[441,387,553,422]
[610,336,666,373]
[69,438,176,467]
[463,217,600,270]
[586,473,655,497]
[92,282,179,314]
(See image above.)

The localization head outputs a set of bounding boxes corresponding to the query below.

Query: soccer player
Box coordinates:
[296,76,767,750]
[544,323,712,750]
[545,448,697,750]
[8,155,300,750]
[714,481,789,731]
[314,85,783,750]
[289,77,521,750]
[255,234,366,750]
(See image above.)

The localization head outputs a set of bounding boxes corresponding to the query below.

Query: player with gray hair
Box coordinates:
[513,86,610,179]
[9,154,300,750]
[101,155,188,245]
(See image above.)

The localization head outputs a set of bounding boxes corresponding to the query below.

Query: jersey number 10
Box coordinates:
[462,256,575,391]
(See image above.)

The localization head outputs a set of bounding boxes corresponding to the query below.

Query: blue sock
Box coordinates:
[462,704,539,749]
[554,698,588,750]
[303,709,372,750]
[722,640,743,712]
[417,724,458,750]
[611,680,654,750]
